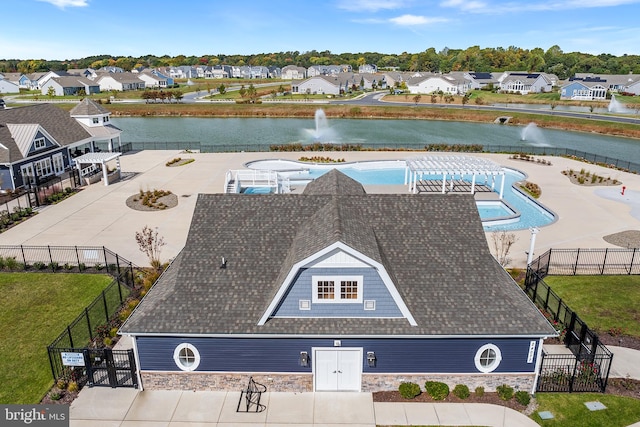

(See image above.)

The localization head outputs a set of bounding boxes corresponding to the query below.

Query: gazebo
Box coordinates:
[405,155,506,199]
[73,152,122,186]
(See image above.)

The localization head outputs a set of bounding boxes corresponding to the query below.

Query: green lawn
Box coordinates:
[543,275,640,337]
[0,273,113,404]
[533,393,640,426]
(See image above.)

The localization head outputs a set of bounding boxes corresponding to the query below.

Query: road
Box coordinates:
[335,91,640,125]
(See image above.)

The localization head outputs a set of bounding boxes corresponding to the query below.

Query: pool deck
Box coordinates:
[0,149,637,268]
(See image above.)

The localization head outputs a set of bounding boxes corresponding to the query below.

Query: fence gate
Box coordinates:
[84,348,138,388]
[536,351,612,393]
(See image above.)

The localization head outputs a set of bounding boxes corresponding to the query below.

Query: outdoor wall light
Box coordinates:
[367,351,376,368]
[299,351,309,367]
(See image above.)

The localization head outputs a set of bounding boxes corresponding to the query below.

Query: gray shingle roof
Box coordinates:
[0,103,91,163]
[121,171,555,338]
[70,98,110,116]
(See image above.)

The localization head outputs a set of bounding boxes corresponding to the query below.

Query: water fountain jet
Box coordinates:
[520,123,550,147]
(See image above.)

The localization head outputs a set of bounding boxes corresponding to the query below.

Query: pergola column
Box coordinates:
[499,174,505,199]
[441,173,447,194]
[471,174,476,194]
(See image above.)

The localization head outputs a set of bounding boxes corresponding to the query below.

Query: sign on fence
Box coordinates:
[61,352,85,367]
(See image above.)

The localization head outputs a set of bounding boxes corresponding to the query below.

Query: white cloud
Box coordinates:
[336,0,409,12]
[37,0,88,8]
[440,0,640,13]
[440,0,489,12]
[389,14,449,26]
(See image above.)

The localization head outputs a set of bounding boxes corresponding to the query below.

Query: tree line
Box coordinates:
[1,45,639,80]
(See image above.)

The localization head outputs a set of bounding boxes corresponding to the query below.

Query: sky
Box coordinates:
[1,0,640,60]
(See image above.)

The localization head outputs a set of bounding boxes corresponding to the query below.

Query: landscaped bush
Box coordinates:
[398,382,421,399]
[515,390,531,406]
[425,381,449,400]
[496,384,514,401]
[452,384,470,399]
[475,386,485,397]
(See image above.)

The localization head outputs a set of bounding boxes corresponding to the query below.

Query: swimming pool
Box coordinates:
[244,159,556,231]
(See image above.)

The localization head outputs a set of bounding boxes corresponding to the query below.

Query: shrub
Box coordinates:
[78,262,86,271]
[398,382,421,399]
[49,391,62,401]
[425,381,449,400]
[496,384,514,401]
[452,384,470,399]
[33,261,45,270]
[475,386,485,397]
[48,261,59,271]
[67,381,79,393]
[103,337,113,347]
[515,390,531,406]
[56,379,67,390]
[110,327,119,338]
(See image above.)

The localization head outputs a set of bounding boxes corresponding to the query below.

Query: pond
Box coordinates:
[111,117,640,162]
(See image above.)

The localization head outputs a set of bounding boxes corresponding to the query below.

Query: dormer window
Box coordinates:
[93,118,99,124]
[34,138,46,150]
[312,276,362,303]
[103,116,109,123]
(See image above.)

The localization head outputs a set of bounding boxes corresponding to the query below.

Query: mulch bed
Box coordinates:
[603,230,640,248]
[125,193,178,211]
[373,390,526,411]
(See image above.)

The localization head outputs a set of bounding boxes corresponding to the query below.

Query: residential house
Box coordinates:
[1,73,24,88]
[494,72,554,94]
[358,64,378,74]
[560,79,607,100]
[462,72,499,90]
[40,76,100,96]
[407,73,471,95]
[97,66,124,74]
[292,74,358,96]
[97,72,145,91]
[571,73,640,94]
[0,78,19,94]
[66,68,98,80]
[120,169,556,393]
[268,66,282,79]
[307,65,344,77]
[281,65,307,80]
[0,100,121,190]
[138,69,174,89]
[626,80,640,96]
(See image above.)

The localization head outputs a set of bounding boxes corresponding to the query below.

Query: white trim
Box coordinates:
[173,343,201,371]
[474,343,502,373]
[532,338,545,394]
[130,336,144,391]
[123,332,553,340]
[257,242,416,326]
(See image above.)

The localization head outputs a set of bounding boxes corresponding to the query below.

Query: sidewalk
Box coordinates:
[69,388,539,427]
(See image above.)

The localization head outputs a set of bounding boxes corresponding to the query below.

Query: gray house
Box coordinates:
[120,170,556,394]
[0,100,121,190]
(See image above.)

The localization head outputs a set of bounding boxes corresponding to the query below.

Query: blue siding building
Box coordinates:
[121,170,557,393]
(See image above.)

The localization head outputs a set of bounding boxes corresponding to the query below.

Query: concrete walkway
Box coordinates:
[70,388,540,427]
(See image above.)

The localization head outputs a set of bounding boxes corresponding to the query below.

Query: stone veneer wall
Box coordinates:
[362,373,536,393]
[140,371,535,393]
[141,372,314,392]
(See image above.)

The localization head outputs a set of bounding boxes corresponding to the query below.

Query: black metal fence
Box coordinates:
[525,248,623,392]
[114,142,640,173]
[0,245,134,278]
[530,247,640,276]
[537,350,613,392]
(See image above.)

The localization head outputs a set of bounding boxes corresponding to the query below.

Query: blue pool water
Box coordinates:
[287,167,553,231]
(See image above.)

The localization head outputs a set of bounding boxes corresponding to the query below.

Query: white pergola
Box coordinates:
[74,152,122,186]
[405,155,506,199]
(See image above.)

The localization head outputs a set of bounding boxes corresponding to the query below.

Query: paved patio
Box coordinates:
[0,149,638,268]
